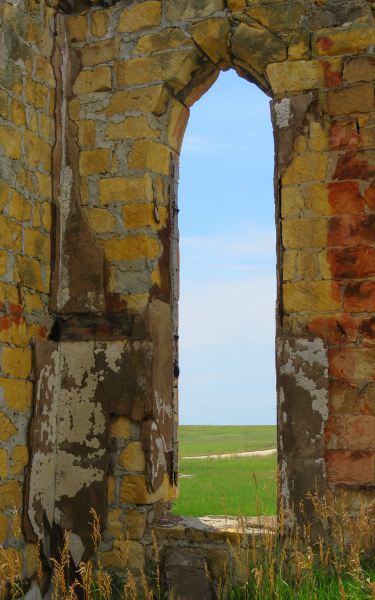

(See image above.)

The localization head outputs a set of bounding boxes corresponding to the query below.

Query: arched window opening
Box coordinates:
[173,70,277,519]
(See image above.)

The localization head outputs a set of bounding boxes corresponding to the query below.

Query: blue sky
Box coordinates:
[178,69,276,425]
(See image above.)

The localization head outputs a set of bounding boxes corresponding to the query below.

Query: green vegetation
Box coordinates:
[179,425,276,457]
[172,455,276,517]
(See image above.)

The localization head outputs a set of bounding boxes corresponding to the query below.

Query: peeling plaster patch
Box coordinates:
[274,98,291,128]
[97,341,125,373]
[277,336,328,524]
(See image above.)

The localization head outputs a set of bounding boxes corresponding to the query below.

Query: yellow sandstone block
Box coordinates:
[120,474,174,504]
[0,480,22,510]
[267,60,324,94]
[26,79,48,110]
[281,187,305,216]
[25,229,51,262]
[117,1,161,33]
[91,11,108,38]
[11,446,29,475]
[11,100,26,127]
[85,208,117,234]
[82,39,118,67]
[77,120,96,148]
[128,140,170,175]
[123,203,167,229]
[0,126,21,160]
[282,218,328,248]
[283,280,340,312]
[0,91,8,119]
[119,442,146,472]
[103,85,168,117]
[0,251,7,277]
[99,175,153,204]
[283,153,328,185]
[8,191,32,222]
[15,255,47,292]
[100,540,145,571]
[306,184,330,215]
[73,67,111,94]
[2,347,32,379]
[136,28,190,53]
[125,510,146,540]
[25,291,44,314]
[35,56,55,87]
[110,416,131,438]
[167,98,189,152]
[0,412,17,441]
[315,25,374,57]
[24,131,51,171]
[35,173,52,200]
[298,251,318,279]
[67,14,87,42]
[0,449,7,477]
[41,202,52,230]
[24,542,39,579]
[104,235,160,261]
[0,216,22,252]
[105,116,159,141]
[283,250,296,281]
[79,148,111,175]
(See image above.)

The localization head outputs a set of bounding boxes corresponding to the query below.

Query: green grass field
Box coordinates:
[179,425,276,457]
[173,454,277,516]
[173,425,277,517]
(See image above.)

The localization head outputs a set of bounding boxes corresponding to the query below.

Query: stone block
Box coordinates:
[24,130,51,171]
[125,509,146,540]
[330,381,358,414]
[77,120,96,148]
[105,116,159,141]
[99,175,153,204]
[81,39,118,68]
[0,513,7,543]
[116,49,202,94]
[100,540,145,571]
[283,281,340,312]
[123,203,167,229]
[283,153,328,184]
[327,415,375,451]
[327,246,375,279]
[0,215,21,251]
[120,474,173,504]
[0,448,7,477]
[79,148,111,175]
[344,56,375,83]
[11,99,26,127]
[25,229,50,262]
[0,480,22,510]
[344,281,375,313]
[191,18,230,67]
[329,347,375,381]
[85,208,117,234]
[327,85,374,115]
[119,442,146,472]
[232,23,286,75]
[0,125,21,160]
[103,85,169,117]
[167,97,189,152]
[67,14,87,42]
[104,236,160,261]
[25,79,48,110]
[267,60,324,94]
[2,347,32,379]
[315,25,374,57]
[0,377,32,411]
[359,383,375,416]
[12,445,29,475]
[166,0,224,21]
[326,451,374,485]
[73,67,111,94]
[128,140,170,175]
[110,417,131,438]
[282,218,328,248]
[91,11,108,38]
[136,28,190,53]
[118,1,161,33]
[15,255,46,292]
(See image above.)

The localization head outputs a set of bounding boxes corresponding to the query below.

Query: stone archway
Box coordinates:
[0,0,374,588]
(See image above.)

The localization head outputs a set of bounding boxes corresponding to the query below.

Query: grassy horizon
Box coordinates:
[179,424,276,458]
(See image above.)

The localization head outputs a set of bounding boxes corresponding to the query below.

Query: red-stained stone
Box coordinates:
[318,37,334,52]
[329,347,375,381]
[326,450,374,484]
[328,181,364,214]
[344,281,375,313]
[329,120,359,150]
[0,316,11,331]
[334,150,375,180]
[321,60,342,88]
[328,214,375,246]
[9,304,23,316]
[326,414,375,450]
[307,315,357,345]
[329,380,359,414]
[327,247,375,279]
[359,317,375,344]
[364,180,375,210]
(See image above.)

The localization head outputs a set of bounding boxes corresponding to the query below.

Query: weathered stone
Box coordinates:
[119,442,146,472]
[136,28,190,53]
[267,60,324,94]
[327,85,374,115]
[118,1,161,33]
[99,175,153,204]
[191,19,230,68]
[166,0,224,21]
[232,23,286,78]
[163,548,214,600]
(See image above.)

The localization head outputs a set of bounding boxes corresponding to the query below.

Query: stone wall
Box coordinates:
[0,0,375,590]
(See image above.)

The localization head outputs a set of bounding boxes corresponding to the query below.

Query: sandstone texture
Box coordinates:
[0,0,375,589]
